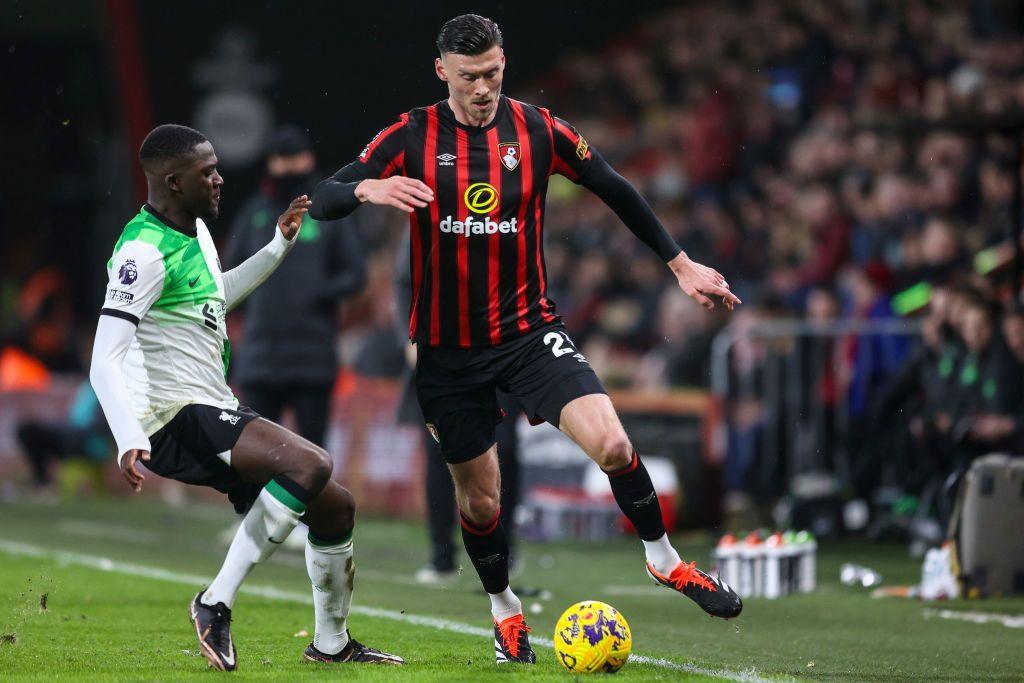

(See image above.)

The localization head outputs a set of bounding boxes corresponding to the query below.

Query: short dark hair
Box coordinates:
[436,14,502,56]
[139,124,208,169]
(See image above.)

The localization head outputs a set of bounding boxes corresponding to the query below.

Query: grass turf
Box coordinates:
[0,497,1022,681]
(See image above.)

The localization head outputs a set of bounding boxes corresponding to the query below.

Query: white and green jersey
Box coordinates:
[101,204,238,435]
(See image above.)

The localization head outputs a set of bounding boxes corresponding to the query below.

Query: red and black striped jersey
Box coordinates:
[333,95,598,347]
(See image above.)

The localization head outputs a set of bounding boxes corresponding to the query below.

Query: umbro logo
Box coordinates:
[437,152,456,166]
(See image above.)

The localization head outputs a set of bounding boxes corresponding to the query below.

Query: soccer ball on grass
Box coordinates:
[553,600,632,673]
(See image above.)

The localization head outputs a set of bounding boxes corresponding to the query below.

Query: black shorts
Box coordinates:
[415,323,605,464]
[145,404,262,514]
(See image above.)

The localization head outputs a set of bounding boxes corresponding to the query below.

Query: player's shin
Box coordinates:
[304,532,354,655]
[460,508,521,620]
[203,476,309,608]
[603,451,681,574]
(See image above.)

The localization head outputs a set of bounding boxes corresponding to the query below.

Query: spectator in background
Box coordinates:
[15,335,109,491]
[225,126,366,446]
[16,381,109,491]
[841,263,909,419]
[957,299,1022,452]
[15,268,80,372]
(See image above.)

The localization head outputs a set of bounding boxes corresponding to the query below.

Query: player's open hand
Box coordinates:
[356,176,434,213]
[120,448,151,493]
[278,195,312,240]
[669,252,742,311]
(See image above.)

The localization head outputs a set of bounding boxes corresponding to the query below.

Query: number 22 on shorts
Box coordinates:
[544,331,588,363]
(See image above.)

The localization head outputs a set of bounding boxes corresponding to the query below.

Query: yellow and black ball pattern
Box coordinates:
[553,601,632,673]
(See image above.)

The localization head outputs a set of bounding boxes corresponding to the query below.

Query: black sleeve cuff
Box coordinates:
[100,308,140,326]
[310,177,361,221]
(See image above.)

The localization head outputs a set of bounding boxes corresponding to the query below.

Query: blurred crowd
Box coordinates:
[862,283,1024,498]
[521,0,1024,518]
[528,0,1024,392]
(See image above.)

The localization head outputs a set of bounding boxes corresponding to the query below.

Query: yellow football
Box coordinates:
[553,600,632,673]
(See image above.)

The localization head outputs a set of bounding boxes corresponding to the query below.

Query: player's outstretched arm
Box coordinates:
[356,176,434,213]
[310,113,433,220]
[222,195,310,311]
[579,150,739,310]
[311,175,433,219]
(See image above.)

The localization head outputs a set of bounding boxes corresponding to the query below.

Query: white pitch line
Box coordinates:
[923,608,1024,629]
[0,538,775,682]
[58,519,162,545]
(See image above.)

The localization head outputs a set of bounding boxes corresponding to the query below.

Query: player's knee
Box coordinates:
[595,430,633,471]
[462,488,500,525]
[296,444,333,492]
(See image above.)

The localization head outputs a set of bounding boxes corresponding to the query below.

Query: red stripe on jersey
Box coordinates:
[408,211,422,339]
[552,156,577,180]
[456,128,470,347]
[534,192,555,323]
[424,106,441,345]
[508,100,533,334]
[380,150,405,179]
[551,119,580,181]
[541,108,557,177]
[361,114,408,164]
[485,126,502,345]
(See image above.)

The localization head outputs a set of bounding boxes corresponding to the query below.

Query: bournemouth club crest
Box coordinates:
[499,142,520,171]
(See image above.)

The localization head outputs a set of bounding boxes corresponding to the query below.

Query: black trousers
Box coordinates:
[240,383,333,448]
[16,421,95,486]
[424,394,520,570]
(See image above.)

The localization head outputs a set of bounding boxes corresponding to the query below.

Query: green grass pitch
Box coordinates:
[1,497,1022,681]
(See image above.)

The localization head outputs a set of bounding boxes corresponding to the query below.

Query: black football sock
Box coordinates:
[459,508,510,594]
[604,451,666,541]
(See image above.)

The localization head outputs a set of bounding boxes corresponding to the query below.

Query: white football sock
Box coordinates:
[488,586,523,623]
[643,533,682,575]
[305,534,354,655]
[203,481,305,608]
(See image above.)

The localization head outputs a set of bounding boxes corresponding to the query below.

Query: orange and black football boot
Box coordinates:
[494,614,536,664]
[646,560,743,619]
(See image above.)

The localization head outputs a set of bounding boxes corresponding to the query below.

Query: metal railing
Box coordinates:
[710,318,922,496]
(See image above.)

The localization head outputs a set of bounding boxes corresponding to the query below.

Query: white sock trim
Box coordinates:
[643,533,682,575]
[488,587,522,623]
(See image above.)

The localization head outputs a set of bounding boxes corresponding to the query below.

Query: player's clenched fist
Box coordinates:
[278,195,312,240]
[356,176,435,213]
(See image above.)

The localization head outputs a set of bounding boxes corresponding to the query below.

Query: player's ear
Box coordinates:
[164,172,181,193]
[435,56,447,82]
